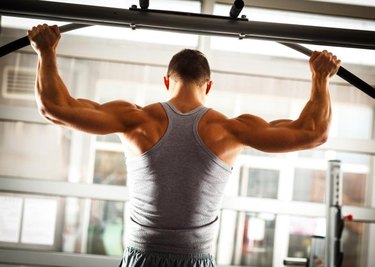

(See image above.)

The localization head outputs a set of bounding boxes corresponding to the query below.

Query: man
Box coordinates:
[28,24,340,267]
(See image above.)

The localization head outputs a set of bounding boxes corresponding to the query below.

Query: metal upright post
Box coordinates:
[326,160,342,267]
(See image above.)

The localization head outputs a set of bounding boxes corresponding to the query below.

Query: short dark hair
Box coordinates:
[167,49,210,85]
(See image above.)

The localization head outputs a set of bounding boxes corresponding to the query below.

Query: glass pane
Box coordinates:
[330,105,373,139]
[342,221,367,267]
[318,0,375,7]
[288,216,326,258]
[245,168,279,198]
[216,210,237,264]
[247,7,375,30]
[62,197,84,253]
[0,193,61,249]
[335,152,370,207]
[287,216,370,267]
[336,151,370,165]
[293,168,369,206]
[93,150,127,186]
[214,3,375,30]
[298,149,327,160]
[212,4,375,65]
[87,199,124,256]
[0,53,38,108]
[0,195,23,243]
[0,121,70,181]
[205,90,238,117]
[94,64,166,107]
[293,169,326,203]
[241,213,275,266]
[96,134,121,143]
[241,147,286,158]
[0,53,82,109]
[21,198,58,245]
[0,192,127,257]
[343,172,367,206]
[216,210,276,266]
[294,151,372,207]
[63,197,128,257]
[238,94,291,122]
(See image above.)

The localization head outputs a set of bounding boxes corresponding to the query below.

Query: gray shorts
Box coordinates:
[119,247,216,267]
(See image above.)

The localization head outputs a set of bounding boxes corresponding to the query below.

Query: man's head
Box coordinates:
[167,49,211,86]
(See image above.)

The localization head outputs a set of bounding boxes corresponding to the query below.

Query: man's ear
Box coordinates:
[206,80,212,95]
[164,76,169,90]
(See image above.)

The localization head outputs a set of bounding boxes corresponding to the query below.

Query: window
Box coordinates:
[57,180,129,258]
[288,216,326,258]
[287,216,368,267]
[216,210,276,266]
[293,169,326,203]
[240,213,275,266]
[0,193,128,257]
[87,199,125,256]
[294,150,372,207]
[245,168,279,199]
[318,0,375,6]
[211,4,375,66]
[93,151,126,186]
[0,121,70,181]
[0,193,62,250]
[330,104,373,139]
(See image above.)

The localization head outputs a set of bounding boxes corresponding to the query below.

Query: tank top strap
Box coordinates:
[161,101,206,118]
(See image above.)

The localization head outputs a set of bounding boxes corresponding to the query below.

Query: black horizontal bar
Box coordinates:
[3,22,373,99]
[0,1,374,99]
[0,0,375,49]
[280,43,375,99]
[0,23,89,57]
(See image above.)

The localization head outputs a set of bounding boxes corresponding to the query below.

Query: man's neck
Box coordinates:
[168,97,203,113]
[168,83,205,113]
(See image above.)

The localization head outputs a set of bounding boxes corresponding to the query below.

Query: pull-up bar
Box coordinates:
[1,0,374,49]
[0,0,374,99]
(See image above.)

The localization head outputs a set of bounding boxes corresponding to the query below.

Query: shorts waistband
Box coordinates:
[125,246,214,260]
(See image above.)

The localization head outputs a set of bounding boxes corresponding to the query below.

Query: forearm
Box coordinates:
[296,76,331,136]
[270,78,330,130]
[36,50,72,111]
[294,49,340,139]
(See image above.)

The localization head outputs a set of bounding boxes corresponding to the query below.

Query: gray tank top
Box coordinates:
[126,101,232,254]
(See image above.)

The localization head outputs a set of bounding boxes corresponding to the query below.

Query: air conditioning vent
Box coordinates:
[2,66,36,100]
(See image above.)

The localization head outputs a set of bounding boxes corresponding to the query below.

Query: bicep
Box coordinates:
[228,114,317,153]
[269,119,293,127]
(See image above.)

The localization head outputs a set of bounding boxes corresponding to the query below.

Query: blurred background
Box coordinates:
[0,0,375,266]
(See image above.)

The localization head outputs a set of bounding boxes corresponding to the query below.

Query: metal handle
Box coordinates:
[0,23,89,57]
[279,42,375,99]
